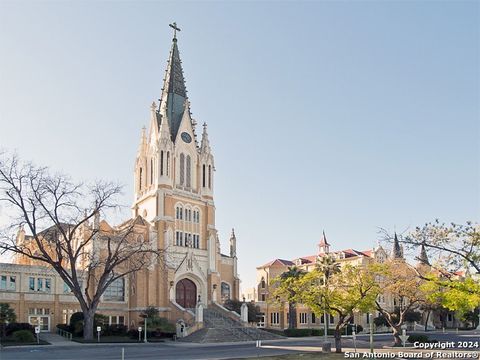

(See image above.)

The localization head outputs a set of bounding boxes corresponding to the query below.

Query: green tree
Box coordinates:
[296,263,379,353]
[421,274,480,326]
[223,299,262,323]
[270,266,306,329]
[0,303,16,338]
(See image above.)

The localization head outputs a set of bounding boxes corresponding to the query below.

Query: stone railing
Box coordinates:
[211,302,241,322]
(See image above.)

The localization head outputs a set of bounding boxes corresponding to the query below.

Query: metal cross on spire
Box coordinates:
[169,22,181,39]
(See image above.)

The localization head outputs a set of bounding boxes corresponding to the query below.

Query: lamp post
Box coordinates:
[369,313,374,353]
[144,317,147,343]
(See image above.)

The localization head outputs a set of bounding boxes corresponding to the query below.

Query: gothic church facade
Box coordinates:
[0,30,239,332]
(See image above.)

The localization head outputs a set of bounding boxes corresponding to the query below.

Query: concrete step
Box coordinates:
[180,306,284,343]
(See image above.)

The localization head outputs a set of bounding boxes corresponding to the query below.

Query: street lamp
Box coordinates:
[369,313,374,353]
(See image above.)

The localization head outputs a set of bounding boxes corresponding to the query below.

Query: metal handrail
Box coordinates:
[57,328,73,340]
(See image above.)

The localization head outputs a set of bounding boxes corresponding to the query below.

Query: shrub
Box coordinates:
[69,312,109,337]
[127,329,140,340]
[103,325,127,336]
[346,324,364,334]
[284,328,313,337]
[56,323,72,332]
[5,323,34,337]
[408,334,429,343]
[12,329,35,343]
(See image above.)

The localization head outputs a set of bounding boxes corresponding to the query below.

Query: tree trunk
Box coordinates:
[334,327,342,353]
[424,311,431,332]
[289,303,297,329]
[392,326,402,347]
[83,310,95,341]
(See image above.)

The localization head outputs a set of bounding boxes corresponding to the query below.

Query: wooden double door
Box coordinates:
[175,278,197,308]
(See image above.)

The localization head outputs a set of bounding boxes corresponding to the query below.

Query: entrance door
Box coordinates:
[29,316,50,332]
[176,278,197,308]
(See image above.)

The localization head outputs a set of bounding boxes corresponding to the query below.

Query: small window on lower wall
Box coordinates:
[299,313,308,324]
[270,312,280,325]
[311,313,316,323]
[109,315,125,326]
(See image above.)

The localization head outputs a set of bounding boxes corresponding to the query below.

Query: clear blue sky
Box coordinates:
[0,1,478,289]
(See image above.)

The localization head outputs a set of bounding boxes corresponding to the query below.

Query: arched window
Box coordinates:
[104,278,125,302]
[260,277,266,289]
[202,165,206,187]
[166,152,170,176]
[139,168,143,191]
[221,282,231,302]
[186,155,191,188]
[208,165,212,189]
[160,151,164,176]
[180,153,185,185]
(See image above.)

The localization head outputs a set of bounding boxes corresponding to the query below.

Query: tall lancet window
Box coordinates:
[202,165,206,188]
[160,151,164,176]
[186,155,191,188]
[166,152,170,176]
[150,159,153,184]
[208,165,212,189]
[139,168,143,191]
[180,153,185,185]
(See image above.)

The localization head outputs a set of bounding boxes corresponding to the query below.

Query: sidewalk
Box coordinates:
[39,332,82,347]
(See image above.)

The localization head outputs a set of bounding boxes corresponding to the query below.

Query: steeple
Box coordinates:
[391,232,403,259]
[417,243,430,266]
[158,23,188,142]
[200,123,211,154]
[318,230,330,255]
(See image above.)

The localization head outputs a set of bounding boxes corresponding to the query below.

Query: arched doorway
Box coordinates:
[176,278,197,308]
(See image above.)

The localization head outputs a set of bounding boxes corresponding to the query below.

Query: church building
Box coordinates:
[0,26,240,332]
[130,24,240,314]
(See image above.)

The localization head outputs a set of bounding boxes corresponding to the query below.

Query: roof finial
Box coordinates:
[169,22,181,41]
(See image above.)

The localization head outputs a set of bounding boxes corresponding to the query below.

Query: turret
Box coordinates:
[391,232,404,260]
[200,123,214,197]
[417,243,430,266]
[230,228,237,258]
[318,230,330,255]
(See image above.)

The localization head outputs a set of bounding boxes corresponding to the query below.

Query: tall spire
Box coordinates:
[417,243,430,266]
[158,23,188,141]
[200,123,211,153]
[392,232,403,259]
[318,230,330,255]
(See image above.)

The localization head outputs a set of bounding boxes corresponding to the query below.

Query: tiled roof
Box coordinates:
[257,259,294,268]
[262,248,376,269]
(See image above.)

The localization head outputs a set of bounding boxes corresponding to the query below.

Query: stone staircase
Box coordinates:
[179,306,283,343]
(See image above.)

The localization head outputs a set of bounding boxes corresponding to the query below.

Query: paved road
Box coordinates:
[1,331,478,360]
[0,340,302,360]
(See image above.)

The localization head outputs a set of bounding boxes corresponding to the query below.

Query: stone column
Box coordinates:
[196,303,204,324]
[241,303,248,323]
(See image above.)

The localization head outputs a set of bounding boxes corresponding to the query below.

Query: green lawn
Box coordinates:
[72,336,166,343]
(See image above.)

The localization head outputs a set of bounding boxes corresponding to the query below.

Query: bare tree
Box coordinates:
[373,261,426,346]
[0,153,162,340]
[379,220,479,274]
